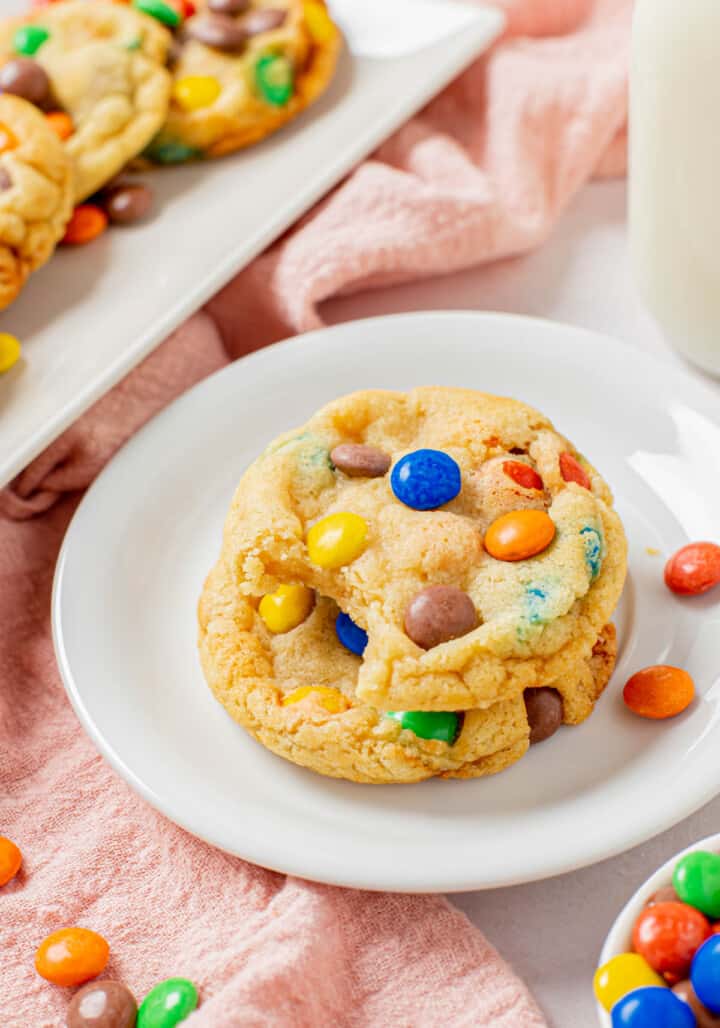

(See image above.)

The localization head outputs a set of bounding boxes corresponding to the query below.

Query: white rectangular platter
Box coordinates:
[0,0,503,488]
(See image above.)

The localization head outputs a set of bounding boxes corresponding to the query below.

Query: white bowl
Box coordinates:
[596,832,720,1026]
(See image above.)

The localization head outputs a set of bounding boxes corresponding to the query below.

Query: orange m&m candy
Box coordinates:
[502,460,544,491]
[62,205,108,245]
[45,111,74,140]
[0,121,18,153]
[484,509,556,562]
[0,836,22,885]
[35,927,109,986]
[664,542,720,596]
[623,665,695,719]
[559,451,592,490]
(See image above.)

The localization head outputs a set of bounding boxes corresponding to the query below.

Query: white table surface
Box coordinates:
[323,179,720,1028]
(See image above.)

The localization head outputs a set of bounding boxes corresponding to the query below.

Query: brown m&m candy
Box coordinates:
[331,444,391,478]
[672,980,720,1028]
[524,687,563,744]
[647,885,680,907]
[404,585,477,650]
[243,8,287,34]
[102,183,154,225]
[0,58,49,106]
[208,0,249,12]
[184,13,247,51]
[67,980,137,1028]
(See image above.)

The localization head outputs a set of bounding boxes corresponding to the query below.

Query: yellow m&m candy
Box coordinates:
[593,952,666,1012]
[304,1,335,44]
[0,333,21,373]
[282,686,349,714]
[173,75,221,111]
[259,584,314,634]
[307,512,367,569]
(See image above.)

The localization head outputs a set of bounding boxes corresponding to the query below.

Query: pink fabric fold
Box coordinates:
[1,0,634,1022]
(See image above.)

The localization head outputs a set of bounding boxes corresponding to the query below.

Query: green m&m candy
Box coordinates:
[144,139,202,164]
[387,710,460,744]
[137,978,198,1028]
[255,54,293,106]
[13,25,50,56]
[133,0,182,28]
[673,851,720,918]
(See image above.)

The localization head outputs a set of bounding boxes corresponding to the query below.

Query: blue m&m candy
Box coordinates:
[692,936,720,1013]
[390,449,461,510]
[611,987,696,1028]
[335,611,368,656]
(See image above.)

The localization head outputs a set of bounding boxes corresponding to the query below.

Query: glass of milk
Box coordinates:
[630,0,720,376]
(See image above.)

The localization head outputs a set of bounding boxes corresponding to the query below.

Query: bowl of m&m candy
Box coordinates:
[596,834,720,1027]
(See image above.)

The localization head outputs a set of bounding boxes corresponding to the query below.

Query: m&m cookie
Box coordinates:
[0,93,72,311]
[198,388,627,783]
[144,0,341,163]
[0,2,172,201]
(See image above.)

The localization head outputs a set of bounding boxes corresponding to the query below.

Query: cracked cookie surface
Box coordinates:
[146,0,341,163]
[198,559,618,783]
[220,388,628,713]
[0,94,73,311]
[0,2,172,201]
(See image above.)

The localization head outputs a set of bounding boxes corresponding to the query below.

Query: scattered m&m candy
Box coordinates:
[335,611,368,655]
[259,583,314,633]
[0,332,21,373]
[137,978,198,1028]
[484,509,555,562]
[665,542,720,597]
[67,980,137,1028]
[386,710,460,744]
[391,449,461,510]
[0,836,22,885]
[623,665,695,720]
[35,927,109,986]
[611,986,696,1027]
[62,205,109,245]
[307,512,367,569]
[102,183,154,225]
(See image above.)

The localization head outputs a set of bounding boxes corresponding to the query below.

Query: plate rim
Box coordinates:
[52,310,720,892]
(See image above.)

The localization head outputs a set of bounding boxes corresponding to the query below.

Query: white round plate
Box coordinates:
[53,312,720,892]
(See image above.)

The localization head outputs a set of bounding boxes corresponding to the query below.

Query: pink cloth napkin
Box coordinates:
[1,1,633,1023]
